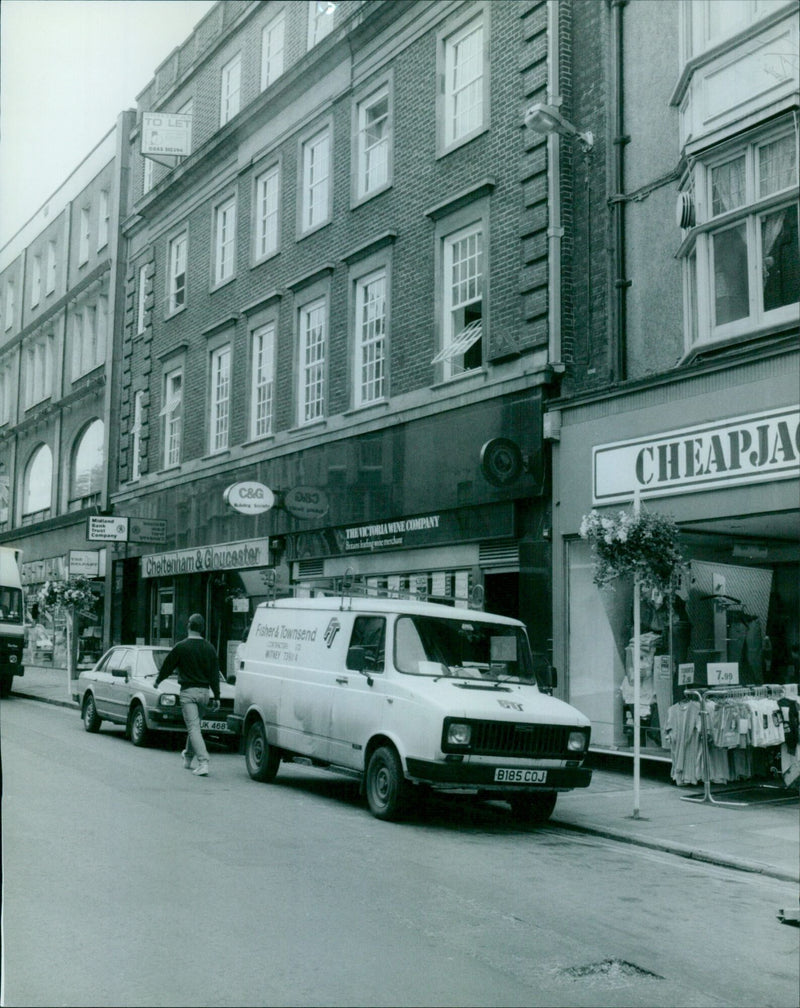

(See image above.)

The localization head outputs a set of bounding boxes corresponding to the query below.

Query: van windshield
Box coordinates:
[394,615,535,684]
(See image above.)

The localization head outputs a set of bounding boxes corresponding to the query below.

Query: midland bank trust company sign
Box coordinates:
[593,406,800,505]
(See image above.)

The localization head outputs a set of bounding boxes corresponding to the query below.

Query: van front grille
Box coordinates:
[443,718,587,759]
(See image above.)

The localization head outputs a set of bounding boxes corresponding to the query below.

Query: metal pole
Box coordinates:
[632,488,641,819]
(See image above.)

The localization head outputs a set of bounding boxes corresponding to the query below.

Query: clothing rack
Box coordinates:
[680,684,786,807]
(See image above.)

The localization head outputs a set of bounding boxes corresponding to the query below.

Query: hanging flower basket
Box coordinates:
[579,507,684,600]
[37,577,98,616]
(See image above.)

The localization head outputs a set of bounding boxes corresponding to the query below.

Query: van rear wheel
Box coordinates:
[245,719,280,782]
[366,745,410,821]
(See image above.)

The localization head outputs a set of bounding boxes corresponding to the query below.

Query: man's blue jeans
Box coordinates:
[180,687,210,764]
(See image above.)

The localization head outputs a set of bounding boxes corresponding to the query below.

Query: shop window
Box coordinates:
[70,419,104,508]
[214,196,236,286]
[261,10,285,89]
[161,367,183,468]
[300,126,331,234]
[31,255,41,307]
[250,323,274,439]
[98,189,109,250]
[680,124,799,353]
[130,390,144,482]
[78,207,90,265]
[46,241,57,294]
[168,232,187,313]
[355,83,391,201]
[220,52,241,126]
[433,220,484,380]
[0,361,13,425]
[307,0,334,49]
[24,332,54,408]
[0,458,8,524]
[254,164,280,261]
[297,296,326,424]
[23,443,52,518]
[136,263,148,334]
[354,269,387,406]
[209,344,231,454]
[439,11,487,153]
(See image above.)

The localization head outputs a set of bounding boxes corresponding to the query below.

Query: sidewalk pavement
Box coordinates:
[9,664,800,887]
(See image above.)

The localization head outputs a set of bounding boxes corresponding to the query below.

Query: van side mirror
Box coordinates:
[113,667,131,680]
[347,646,367,672]
[540,666,557,695]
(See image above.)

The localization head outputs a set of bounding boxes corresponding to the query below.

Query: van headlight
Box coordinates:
[159,694,177,707]
[446,722,472,746]
[567,730,588,752]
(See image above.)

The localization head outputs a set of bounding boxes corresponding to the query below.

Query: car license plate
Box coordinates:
[201,719,229,732]
[494,768,547,783]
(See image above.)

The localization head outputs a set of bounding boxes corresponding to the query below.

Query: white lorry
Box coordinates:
[0,546,25,698]
[228,594,592,821]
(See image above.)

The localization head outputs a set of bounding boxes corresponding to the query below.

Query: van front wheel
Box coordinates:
[245,719,280,782]
[366,745,410,821]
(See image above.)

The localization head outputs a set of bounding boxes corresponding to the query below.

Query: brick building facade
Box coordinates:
[112,1,563,675]
[0,112,135,675]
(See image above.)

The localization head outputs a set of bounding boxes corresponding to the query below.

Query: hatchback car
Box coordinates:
[74,645,236,748]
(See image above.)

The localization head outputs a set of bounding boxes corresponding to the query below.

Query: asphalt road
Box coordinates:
[2,697,798,1008]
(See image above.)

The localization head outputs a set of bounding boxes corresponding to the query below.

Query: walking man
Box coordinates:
[155,613,221,776]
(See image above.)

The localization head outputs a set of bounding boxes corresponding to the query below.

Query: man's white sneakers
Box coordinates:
[193,763,209,776]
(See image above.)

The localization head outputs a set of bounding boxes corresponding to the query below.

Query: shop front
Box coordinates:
[20,539,107,673]
[551,353,799,777]
[138,538,273,680]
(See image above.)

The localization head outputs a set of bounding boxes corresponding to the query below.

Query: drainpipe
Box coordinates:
[610,0,630,383]
[546,0,563,367]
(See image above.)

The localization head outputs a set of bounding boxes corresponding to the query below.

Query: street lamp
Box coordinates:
[524,102,593,153]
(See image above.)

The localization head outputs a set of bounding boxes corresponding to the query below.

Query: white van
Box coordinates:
[228,595,592,821]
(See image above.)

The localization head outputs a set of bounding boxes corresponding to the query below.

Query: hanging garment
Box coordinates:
[703,700,731,783]
[726,611,763,685]
[665,700,702,785]
[778,697,799,751]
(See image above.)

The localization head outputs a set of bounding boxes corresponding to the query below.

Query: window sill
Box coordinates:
[297,219,331,242]
[288,418,327,435]
[343,399,390,418]
[164,305,186,321]
[351,182,392,211]
[430,367,487,392]
[210,275,236,294]
[242,433,275,449]
[436,125,489,161]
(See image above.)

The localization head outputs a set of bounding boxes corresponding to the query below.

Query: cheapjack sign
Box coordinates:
[593,406,799,504]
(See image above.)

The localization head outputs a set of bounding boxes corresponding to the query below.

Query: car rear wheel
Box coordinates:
[365,745,411,821]
[129,703,150,747]
[245,719,280,782]
[82,694,102,732]
[508,791,557,823]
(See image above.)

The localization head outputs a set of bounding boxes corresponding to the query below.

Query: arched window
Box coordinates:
[23,443,52,516]
[71,419,104,504]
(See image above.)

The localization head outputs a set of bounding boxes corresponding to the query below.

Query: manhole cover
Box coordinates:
[557,959,664,986]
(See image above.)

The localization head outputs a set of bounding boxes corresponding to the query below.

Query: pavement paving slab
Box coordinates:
[9,663,800,885]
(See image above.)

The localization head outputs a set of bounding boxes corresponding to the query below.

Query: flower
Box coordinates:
[37,577,97,616]
[579,506,684,598]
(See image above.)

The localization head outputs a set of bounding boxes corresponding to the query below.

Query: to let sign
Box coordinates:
[88,516,129,541]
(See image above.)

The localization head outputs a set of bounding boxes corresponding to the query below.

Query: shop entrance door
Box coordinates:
[152,586,174,646]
